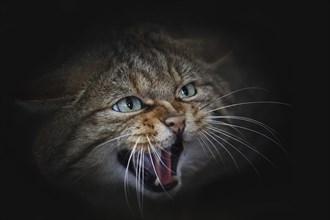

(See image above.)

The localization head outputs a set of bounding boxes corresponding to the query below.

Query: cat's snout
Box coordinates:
[164,115,186,136]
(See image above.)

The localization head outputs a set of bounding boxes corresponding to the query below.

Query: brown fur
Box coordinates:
[22,26,234,207]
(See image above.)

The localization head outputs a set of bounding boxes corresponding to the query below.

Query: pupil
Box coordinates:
[126,98,133,109]
[182,86,188,96]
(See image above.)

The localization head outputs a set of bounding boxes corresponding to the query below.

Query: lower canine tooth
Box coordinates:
[154,178,160,186]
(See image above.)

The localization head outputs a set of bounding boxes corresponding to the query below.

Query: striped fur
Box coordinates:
[29,26,234,203]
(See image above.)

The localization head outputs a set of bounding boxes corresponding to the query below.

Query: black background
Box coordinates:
[1,1,328,220]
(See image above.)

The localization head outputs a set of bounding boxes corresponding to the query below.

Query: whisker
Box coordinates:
[207,101,291,113]
[208,119,247,140]
[203,130,240,174]
[206,128,261,178]
[197,137,207,154]
[206,115,289,155]
[146,136,172,173]
[141,149,145,211]
[146,135,173,200]
[199,87,268,110]
[150,135,176,161]
[68,136,129,187]
[152,143,176,174]
[208,120,281,146]
[136,148,144,215]
[207,125,277,168]
[207,124,248,144]
[124,136,140,211]
[133,149,143,215]
[198,131,223,163]
[133,151,138,204]
[66,168,93,187]
[93,133,130,151]
[197,131,217,161]
[67,146,119,186]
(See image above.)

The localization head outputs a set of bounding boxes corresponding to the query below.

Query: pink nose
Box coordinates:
[164,115,186,135]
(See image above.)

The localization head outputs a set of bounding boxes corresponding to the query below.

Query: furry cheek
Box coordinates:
[124,117,175,151]
[182,107,209,142]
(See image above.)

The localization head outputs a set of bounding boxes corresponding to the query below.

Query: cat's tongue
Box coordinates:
[151,149,173,185]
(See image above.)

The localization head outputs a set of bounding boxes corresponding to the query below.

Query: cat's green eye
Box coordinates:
[178,83,196,99]
[112,97,143,113]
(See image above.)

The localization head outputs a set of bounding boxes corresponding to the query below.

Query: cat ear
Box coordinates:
[177,33,233,67]
[16,96,79,113]
[16,73,85,113]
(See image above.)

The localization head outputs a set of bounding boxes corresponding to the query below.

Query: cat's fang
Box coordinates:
[117,140,183,192]
[171,175,179,182]
[154,175,178,187]
[154,178,160,186]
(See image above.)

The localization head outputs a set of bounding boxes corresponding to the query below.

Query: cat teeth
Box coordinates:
[171,175,179,182]
[153,176,179,186]
[154,178,160,186]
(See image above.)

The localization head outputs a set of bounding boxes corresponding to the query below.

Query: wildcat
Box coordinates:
[18,25,288,219]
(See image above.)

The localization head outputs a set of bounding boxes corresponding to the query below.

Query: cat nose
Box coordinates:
[164,115,186,136]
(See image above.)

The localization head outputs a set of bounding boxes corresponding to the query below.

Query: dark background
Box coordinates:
[1,1,328,220]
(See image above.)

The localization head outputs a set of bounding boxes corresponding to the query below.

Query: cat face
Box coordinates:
[72,67,223,198]
[31,28,233,200]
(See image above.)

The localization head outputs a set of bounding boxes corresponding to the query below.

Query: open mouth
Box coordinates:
[117,140,183,192]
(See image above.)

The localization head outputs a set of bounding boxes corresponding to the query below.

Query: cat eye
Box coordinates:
[112,97,143,113]
[178,83,196,99]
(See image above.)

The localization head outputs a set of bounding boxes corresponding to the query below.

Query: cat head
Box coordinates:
[19,26,234,200]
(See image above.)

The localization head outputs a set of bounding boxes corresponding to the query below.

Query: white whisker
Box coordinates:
[141,149,145,211]
[207,101,290,113]
[197,131,217,161]
[206,115,290,156]
[94,133,130,151]
[208,120,281,146]
[206,124,248,144]
[206,128,261,178]
[198,131,223,163]
[209,119,247,140]
[136,148,144,215]
[199,87,267,110]
[207,125,277,168]
[146,135,173,200]
[197,137,207,154]
[124,136,140,211]
[133,152,138,203]
[151,142,175,174]
[203,130,240,174]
